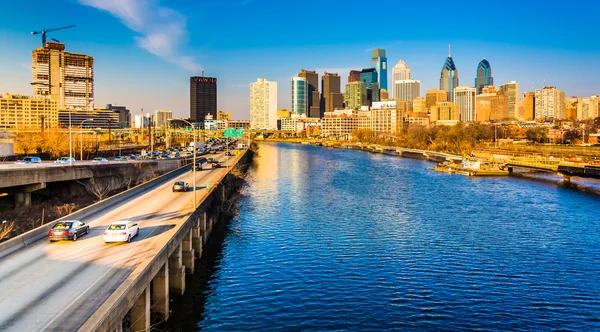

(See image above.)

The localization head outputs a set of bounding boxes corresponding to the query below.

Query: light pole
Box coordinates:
[169,119,197,208]
[69,110,72,166]
[80,119,94,161]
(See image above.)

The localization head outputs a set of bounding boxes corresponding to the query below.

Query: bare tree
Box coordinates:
[0,220,16,241]
[83,178,113,201]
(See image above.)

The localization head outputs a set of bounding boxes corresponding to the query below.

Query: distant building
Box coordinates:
[0,131,14,157]
[371,100,404,133]
[425,89,448,112]
[345,82,368,109]
[440,47,459,101]
[348,70,361,83]
[380,89,389,100]
[394,80,421,105]
[133,114,150,129]
[372,49,388,91]
[59,108,121,129]
[291,77,308,116]
[155,110,173,128]
[392,59,411,82]
[298,69,321,118]
[453,87,476,122]
[321,72,343,113]
[190,76,217,124]
[360,68,378,93]
[32,42,94,110]
[500,81,520,119]
[535,86,566,120]
[413,97,427,113]
[0,93,58,130]
[522,92,535,121]
[217,111,231,121]
[430,101,460,124]
[226,120,250,129]
[250,78,278,130]
[491,91,509,121]
[576,97,599,120]
[104,104,131,128]
[474,59,493,94]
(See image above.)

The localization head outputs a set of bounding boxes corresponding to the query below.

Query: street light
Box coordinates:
[80,119,94,161]
[169,119,197,208]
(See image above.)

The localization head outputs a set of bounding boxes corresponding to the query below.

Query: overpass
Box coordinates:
[0,149,250,331]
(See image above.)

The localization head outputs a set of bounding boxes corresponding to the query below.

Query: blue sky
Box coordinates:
[0,0,599,120]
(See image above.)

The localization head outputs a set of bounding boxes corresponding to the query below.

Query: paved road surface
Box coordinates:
[0,152,234,331]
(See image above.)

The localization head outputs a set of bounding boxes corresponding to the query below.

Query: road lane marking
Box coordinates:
[152,199,159,204]
[71,244,89,256]
[40,224,163,332]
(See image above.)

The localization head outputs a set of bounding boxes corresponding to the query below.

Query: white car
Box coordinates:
[92,157,108,163]
[55,157,76,164]
[103,221,139,243]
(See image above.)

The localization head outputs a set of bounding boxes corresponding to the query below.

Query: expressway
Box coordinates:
[0,152,234,331]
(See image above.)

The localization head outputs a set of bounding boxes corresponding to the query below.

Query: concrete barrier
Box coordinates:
[0,161,192,261]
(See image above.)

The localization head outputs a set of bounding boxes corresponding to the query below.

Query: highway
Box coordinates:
[0,157,195,169]
[0,152,234,331]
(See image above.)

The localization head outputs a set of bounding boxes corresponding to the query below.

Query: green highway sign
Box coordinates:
[224,128,235,137]
[184,127,193,131]
[205,184,211,189]
[235,128,245,138]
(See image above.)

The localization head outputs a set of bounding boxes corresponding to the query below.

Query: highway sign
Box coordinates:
[235,128,245,137]
[205,184,211,189]
[224,128,235,137]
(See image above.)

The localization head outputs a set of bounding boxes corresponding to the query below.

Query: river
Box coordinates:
[167,142,600,331]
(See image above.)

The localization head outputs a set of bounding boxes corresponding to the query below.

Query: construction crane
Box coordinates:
[31,25,75,46]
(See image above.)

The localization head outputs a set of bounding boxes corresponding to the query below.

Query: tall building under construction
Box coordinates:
[31,42,94,110]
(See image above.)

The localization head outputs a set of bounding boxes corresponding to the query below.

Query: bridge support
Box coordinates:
[152,261,169,321]
[202,211,209,244]
[563,174,571,183]
[131,284,150,332]
[507,167,513,173]
[182,229,195,274]
[11,182,46,207]
[168,244,185,295]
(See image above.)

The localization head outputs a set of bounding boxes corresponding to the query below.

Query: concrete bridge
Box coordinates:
[0,149,250,331]
[0,160,189,206]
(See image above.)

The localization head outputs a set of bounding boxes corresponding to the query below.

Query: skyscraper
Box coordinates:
[522,92,535,121]
[190,76,217,124]
[32,42,94,110]
[291,77,308,116]
[425,89,448,112]
[250,78,277,130]
[440,46,459,101]
[392,59,411,82]
[453,87,476,122]
[535,86,566,120]
[500,81,520,119]
[371,49,388,90]
[474,59,493,94]
[348,70,361,83]
[394,80,421,103]
[321,72,343,113]
[298,69,320,118]
[344,81,367,109]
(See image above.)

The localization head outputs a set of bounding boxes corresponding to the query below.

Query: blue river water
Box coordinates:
[168,142,600,331]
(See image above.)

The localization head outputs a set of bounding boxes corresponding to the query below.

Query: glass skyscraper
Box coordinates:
[291,77,308,116]
[474,59,493,94]
[440,48,459,101]
[371,49,387,91]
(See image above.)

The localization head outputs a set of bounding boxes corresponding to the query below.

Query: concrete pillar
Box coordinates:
[168,245,185,295]
[15,192,31,207]
[182,229,195,274]
[131,285,150,332]
[192,227,202,258]
[201,212,208,244]
[564,175,571,183]
[152,261,169,321]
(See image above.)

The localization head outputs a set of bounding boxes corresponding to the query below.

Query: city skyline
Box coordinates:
[0,0,599,120]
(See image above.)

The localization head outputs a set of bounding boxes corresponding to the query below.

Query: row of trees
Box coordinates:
[13,131,97,158]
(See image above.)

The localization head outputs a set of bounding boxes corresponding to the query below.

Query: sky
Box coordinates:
[0,0,599,120]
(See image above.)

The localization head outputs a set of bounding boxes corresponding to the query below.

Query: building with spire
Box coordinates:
[371,48,388,91]
[392,60,411,81]
[440,45,459,101]
[475,59,493,94]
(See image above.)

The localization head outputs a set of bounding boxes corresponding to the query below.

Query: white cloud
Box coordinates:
[78,0,201,72]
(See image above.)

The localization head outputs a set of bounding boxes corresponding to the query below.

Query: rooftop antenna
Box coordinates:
[448,44,451,57]
[202,70,204,77]
[543,79,546,87]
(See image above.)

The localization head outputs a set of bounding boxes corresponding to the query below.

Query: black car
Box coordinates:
[48,220,90,242]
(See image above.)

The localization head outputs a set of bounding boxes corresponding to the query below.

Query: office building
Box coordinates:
[0,93,58,130]
[104,104,131,128]
[500,81,520,119]
[371,48,388,90]
[413,97,426,113]
[360,68,378,90]
[475,88,495,122]
[226,120,250,129]
[430,101,460,124]
[380,89,389,100]
[491,91,509,121]
[535,86,566,120]
[453,87,476,122]
[425,89,448,111]
[155,110,173,128]
[371,100,404,133]
[59,108,121,129]
[291,77,308,116]
[440,47,459,101]
[474,59,493,94]
[522,92,535,120]
[392,59,411,82]
[348,70,361,83]
[576,97,599,120]
[133,114,151,129]
[32,42,94,110]
[322,72,343,113]
[190,76,217,124]
[298,69,321,118]
[217,111,231,121]
[250,78,278,130]
[394,80,421,104]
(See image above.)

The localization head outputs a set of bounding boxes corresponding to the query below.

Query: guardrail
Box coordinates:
[0,160,192,260]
